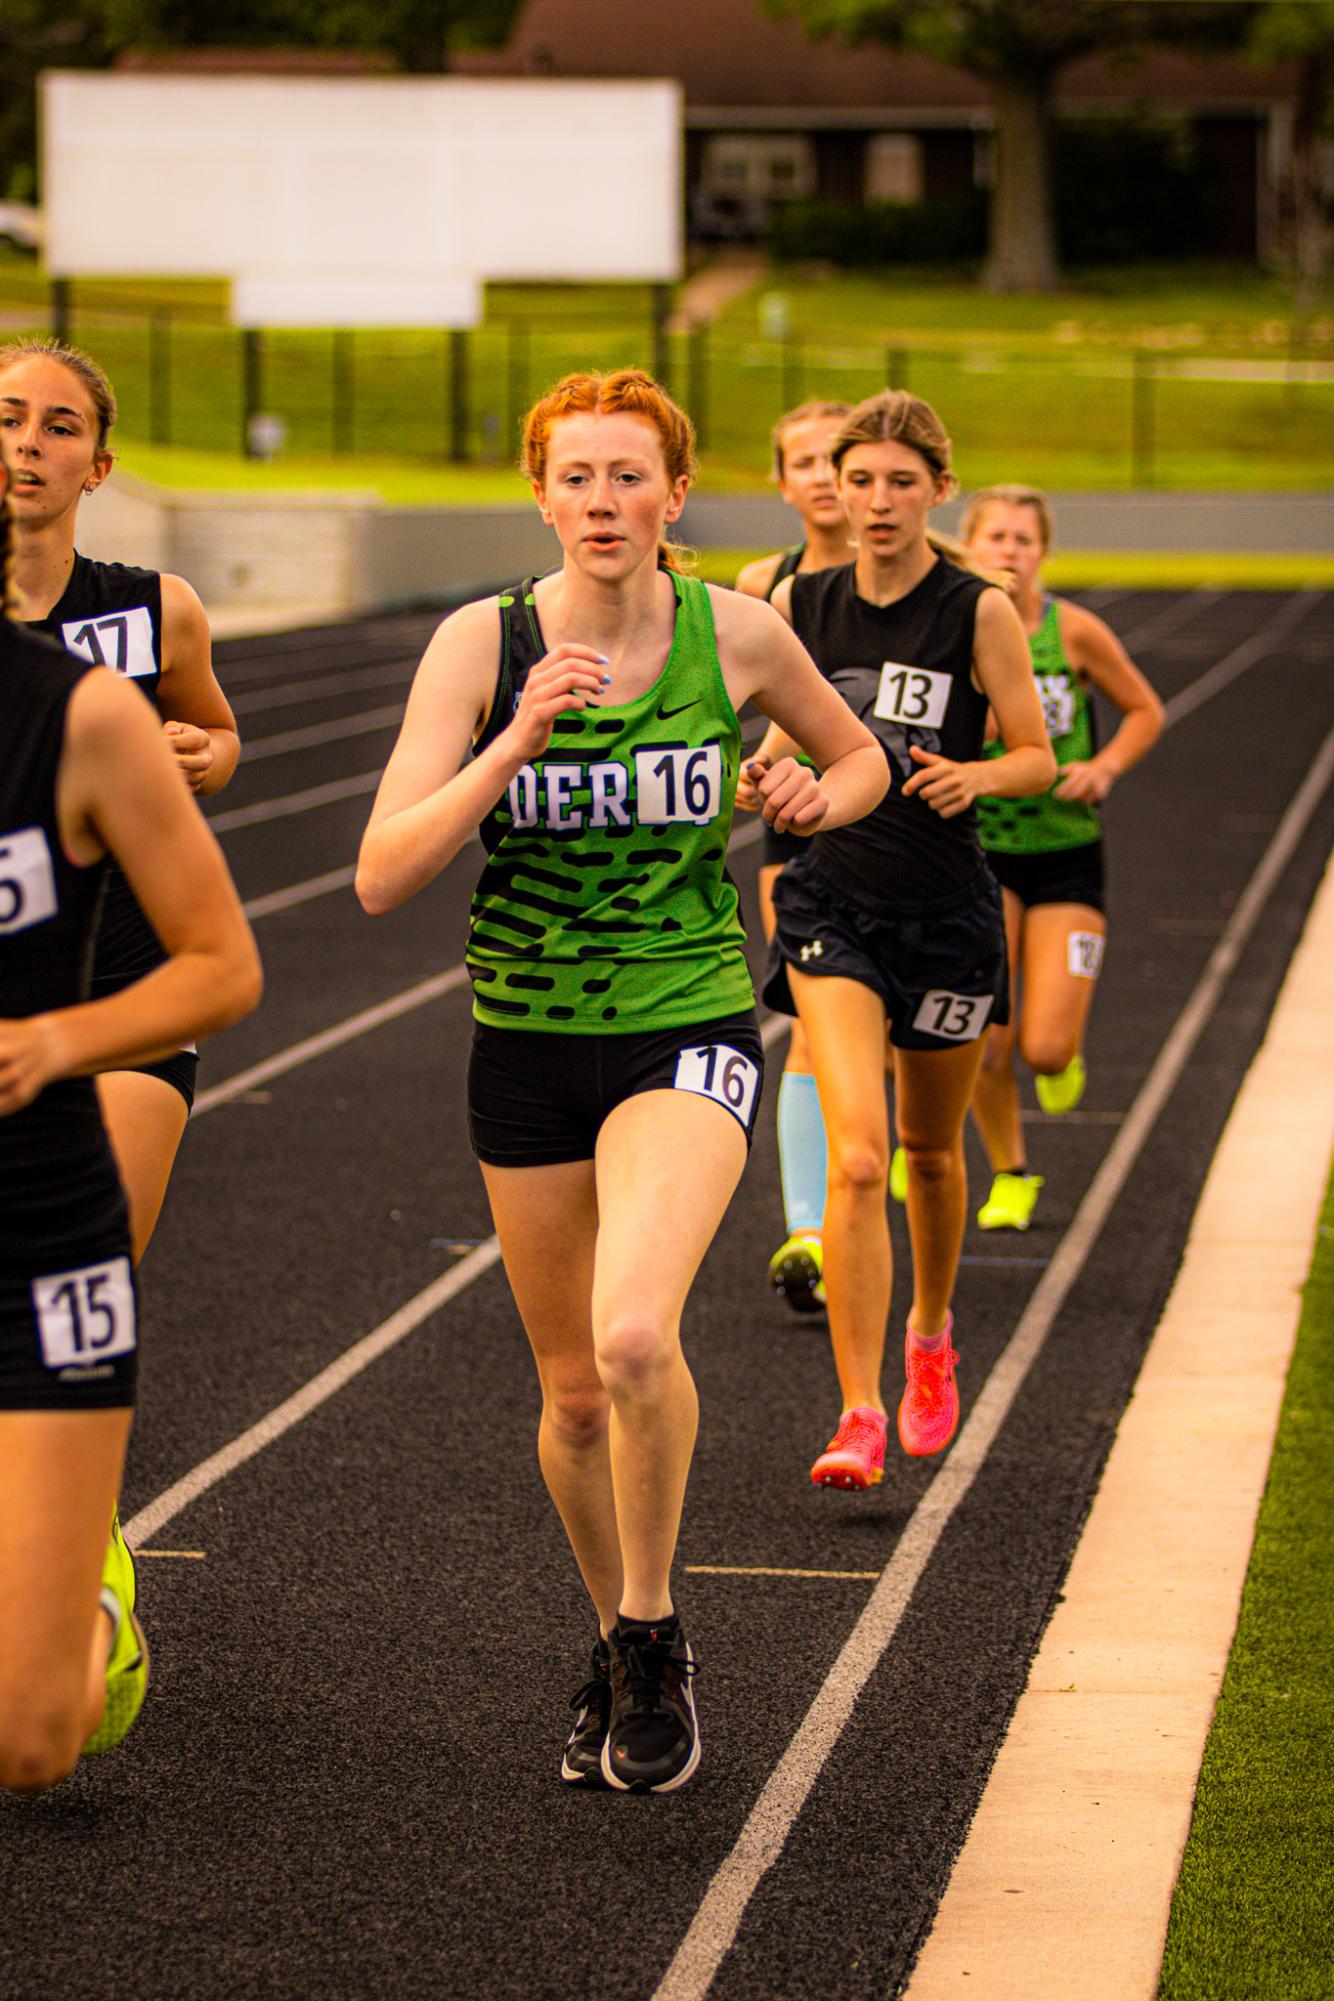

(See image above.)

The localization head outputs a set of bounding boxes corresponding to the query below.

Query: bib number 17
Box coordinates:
[674,1043,760,1130]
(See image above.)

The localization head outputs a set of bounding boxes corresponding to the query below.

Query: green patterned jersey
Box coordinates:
[468,573,755,1033]
[978,597,1101,855]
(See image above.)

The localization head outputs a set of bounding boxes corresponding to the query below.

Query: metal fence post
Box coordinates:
[507,319,529,458]
[241,329,264,459]
[781,334,803,409]
[1131,349,1155,488]
[149,309,172,447]
[449,327,470,464]
[51,277,72,344]
[688,319,709,450]
[651,282,671,388]
[333,329,355,456]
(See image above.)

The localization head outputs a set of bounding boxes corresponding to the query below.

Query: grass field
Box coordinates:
[1157,1158,1334,1999]
[3,257,1329,494]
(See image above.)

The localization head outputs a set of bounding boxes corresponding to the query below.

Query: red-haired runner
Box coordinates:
[358,370,886,1794]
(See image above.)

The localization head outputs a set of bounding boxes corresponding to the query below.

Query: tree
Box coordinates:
[1249,1,1334,308]
[761,1,1270,290]
[0,0,523,199]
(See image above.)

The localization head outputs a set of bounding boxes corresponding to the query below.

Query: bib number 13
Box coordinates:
[674,1043,760,1129]
[31,1257,136,1371]
[912,989,993,1043]
[874,662,952,729]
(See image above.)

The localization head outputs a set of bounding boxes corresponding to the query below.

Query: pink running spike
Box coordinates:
[897,1316,960,1458]
[810,1405,888,1490]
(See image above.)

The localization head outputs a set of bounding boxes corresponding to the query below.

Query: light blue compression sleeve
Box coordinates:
[777,1070,828,1236]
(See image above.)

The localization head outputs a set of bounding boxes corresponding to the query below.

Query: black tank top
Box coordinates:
[31,554,168,993]
[765,545,805,601]
[791,556,995,911]
[0,620,128,1264]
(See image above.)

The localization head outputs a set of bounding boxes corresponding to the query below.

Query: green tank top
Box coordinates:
[468,573,755,1033]
[978,597,1101,855]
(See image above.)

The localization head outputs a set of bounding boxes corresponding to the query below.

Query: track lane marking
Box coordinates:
[238,705,407,763]
[1161,587,1319,728]
[242,865,356,921]
[686,1567,881,1581]
[648,721,1334,2001]
[230,662,416,715]
[129,1014,791,1547]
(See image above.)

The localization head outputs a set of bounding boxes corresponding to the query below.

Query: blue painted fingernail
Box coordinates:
[596,654,610,665]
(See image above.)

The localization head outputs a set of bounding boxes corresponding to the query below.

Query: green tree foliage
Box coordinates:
[0,0,522,198]
[762,1,1278,289]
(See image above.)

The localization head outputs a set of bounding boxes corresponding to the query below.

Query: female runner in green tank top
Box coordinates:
[357,370,884,1795]
[963,487,1164,1231]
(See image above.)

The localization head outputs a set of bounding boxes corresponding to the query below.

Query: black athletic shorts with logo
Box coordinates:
[468,1010,766,1167]
[0,1239,139,1410]
[985,840,1106,916]
[760,823,809,868]
[763,854,1009,1052]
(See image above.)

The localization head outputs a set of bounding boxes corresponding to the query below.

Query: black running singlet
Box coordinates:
[31,554,168,997]
[0,620,127,1265]
[790,557,996,911]
[765,546,805,602]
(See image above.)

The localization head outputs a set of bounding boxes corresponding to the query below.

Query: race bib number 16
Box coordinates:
[674,1043,760,1130]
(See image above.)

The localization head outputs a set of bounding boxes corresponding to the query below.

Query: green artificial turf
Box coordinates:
[1157,1158,1334,2000]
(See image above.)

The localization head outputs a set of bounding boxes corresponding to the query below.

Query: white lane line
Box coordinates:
[1162,587,1319,728]
[134,1550,206,1560]
[242,865,356,922]
[649,724,1334,2001]
[239,706,406,763]
[124,1243,505,1548]
[230,662,415,715]
[208,770,381,834]
[129,1013,791,1548]
[192,965,471,1117]
[686,1566,881,1582]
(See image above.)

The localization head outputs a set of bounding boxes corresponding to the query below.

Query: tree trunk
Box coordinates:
[983,72,1060,293]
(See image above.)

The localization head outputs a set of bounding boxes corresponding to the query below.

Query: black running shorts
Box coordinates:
[92,867,198,1108]
[985,840,1106,915]
[468,1010,766,1167]
[0,1241,139,1410]
[760,823,809,869]
[763,855,1009,1052]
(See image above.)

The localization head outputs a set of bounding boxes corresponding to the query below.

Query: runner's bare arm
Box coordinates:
[356,600,609,914]
[1056,601,1165,803]
[157,573,240,796]
[711,585,885,836]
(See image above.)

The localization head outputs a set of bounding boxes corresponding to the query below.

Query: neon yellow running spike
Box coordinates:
[888,1147,908,1204]
[1035,1054,1086,1115]
[977,1171,1044,1232]
[83,1509,148,1757]
[767,1230,826,1314]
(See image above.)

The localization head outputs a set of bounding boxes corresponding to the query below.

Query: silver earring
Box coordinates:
[84,484,95,495]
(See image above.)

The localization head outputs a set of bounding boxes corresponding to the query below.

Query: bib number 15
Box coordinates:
[31,1257,137,1371]
[674,1043,760,1130]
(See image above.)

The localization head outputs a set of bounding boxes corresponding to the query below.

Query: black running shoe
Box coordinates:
[561,1638,611,1786]
[601,1618,700,1793]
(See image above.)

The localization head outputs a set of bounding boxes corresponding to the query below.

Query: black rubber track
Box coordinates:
[4,588,1331,2001]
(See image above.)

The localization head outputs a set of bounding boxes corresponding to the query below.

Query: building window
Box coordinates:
[866,133,924,204]
[701,135,816,202]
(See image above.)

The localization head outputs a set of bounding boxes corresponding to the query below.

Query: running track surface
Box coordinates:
[5,588,1332,2001]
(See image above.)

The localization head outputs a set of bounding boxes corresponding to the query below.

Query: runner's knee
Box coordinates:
[828,1134,889,1197]
[979,1022,1016,1074]
[542,1381,611,1452]
[899,1139,958,1187]
[593,1314,681,1401]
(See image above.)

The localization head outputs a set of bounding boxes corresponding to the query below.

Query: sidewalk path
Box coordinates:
[908,842,1334,2000]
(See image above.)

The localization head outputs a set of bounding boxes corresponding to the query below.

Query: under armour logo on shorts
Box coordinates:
[800,940,824,962]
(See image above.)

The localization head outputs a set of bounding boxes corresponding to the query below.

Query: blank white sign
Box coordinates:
[42,72,682,315]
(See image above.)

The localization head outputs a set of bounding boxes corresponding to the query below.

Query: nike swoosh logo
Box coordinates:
[656,698,699,721]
